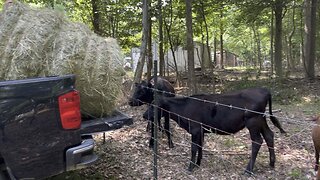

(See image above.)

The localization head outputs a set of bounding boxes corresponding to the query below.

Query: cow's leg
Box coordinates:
[145,106,162,148]
[149,118,155,148]
[261,121,275,168]
[146,121,151,132]
[315,149,319,171]
[164,114,174,148]
[145,109,164,133]
[158,118,163,132]
[148,111,164,148]
[196,132,204,166]
[143,107,152,132]
[245,117,263,174]
[188,133,201,172]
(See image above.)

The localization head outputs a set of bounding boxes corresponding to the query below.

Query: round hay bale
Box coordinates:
[48,22,90,75]
[0,2,125,117]
[78,36,125,117]
[0,2,26,79]
[1,2,63,80]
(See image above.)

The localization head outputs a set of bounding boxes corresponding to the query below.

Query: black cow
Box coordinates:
[128,77,175,148]
[128,77,175,106]
[148,87,286,174]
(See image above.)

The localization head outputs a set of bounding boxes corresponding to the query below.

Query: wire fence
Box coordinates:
[128,80,318,179]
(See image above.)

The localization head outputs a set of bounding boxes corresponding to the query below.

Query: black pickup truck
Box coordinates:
[0,75,132,179]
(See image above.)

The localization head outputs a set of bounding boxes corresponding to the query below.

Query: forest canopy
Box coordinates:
[1,0,319,80]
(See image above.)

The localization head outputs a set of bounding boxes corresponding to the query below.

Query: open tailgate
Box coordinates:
[80,110,133,135]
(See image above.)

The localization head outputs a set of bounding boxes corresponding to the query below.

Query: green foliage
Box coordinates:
[288,168,306,179]
[5,0,316,72]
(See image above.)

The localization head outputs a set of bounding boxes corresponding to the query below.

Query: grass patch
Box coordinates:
[288,168,308,179]
[220,78,320,106]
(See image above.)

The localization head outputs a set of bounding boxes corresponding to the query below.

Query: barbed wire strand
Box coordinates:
[145,105,247,179]
[140,85,317,127]
[129,90,314,176]
[148,120,248,179]
[128,87,317,178]
[146,103,263,179]
[152,103,286,178]
[147,102,315,179]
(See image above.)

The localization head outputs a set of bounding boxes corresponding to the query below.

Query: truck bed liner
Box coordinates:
[80,110,133,135]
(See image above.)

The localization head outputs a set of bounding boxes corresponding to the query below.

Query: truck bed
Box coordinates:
[80,110,133,135]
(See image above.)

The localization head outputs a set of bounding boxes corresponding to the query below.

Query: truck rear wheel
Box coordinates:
[0,164,9,180]
[0,172,8,180]
[0,158,13,180]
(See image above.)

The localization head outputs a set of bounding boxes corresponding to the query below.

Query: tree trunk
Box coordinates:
[213,36,217,67]
[287,5,296,72]
[270,9,274,76]
[252,25,262,73]
[200,0,213,74]
[91,0,100,35]
[219,9,224,69]
[304,0,317,79]
[274,0,284,78]
[185,0,197,94]
[147,9,152,80]
[300,2,305,68]
[158,0,165,77]
[200,24,205,74]
[164,0,181,86]
[132,0,149,87]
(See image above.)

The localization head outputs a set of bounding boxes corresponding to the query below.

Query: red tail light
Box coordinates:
[58,90,81,130]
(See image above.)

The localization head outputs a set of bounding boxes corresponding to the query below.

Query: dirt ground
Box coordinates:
[55,70,320,180]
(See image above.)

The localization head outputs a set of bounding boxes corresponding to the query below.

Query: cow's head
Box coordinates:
[128,80,154,106]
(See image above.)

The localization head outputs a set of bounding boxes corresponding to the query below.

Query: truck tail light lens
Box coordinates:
[58,90,81,130]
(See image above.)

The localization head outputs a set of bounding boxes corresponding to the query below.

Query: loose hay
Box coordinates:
[0,2,125,117]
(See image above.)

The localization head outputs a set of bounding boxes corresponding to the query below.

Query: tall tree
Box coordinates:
[146,0,152,80]
[164,0,181,86]
[304,0,318,79]
[91,0,100,35]
[185,0,197,94]
[219,8,224,69]
[274,0,285,78]
[197,0,213,73]
[158,0,165,76]
[286,3,296,73]
[270,9,274,75]
[133,0,149,86]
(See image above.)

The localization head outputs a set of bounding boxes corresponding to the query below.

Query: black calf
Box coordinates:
[128,77,175,145]
[128,77,175,106]
[149,88,285,174]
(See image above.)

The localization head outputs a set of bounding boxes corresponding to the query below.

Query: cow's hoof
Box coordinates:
[187,164,194,173]
[186,169,192,175]
[269,162,275,168]
[187,167,193,173]
[243,170,254,176]
[149,141,154,149]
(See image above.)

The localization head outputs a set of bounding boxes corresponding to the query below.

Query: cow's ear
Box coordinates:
[149,79,155,87]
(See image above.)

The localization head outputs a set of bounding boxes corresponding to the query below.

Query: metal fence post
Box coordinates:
[153,42,159,180]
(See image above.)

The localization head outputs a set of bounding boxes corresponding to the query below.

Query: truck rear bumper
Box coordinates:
[65,138,98,171]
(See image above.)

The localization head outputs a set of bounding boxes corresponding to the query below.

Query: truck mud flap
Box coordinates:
[80,110,133,135]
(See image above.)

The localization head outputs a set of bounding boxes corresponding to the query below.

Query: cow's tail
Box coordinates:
[268,93,286,134]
